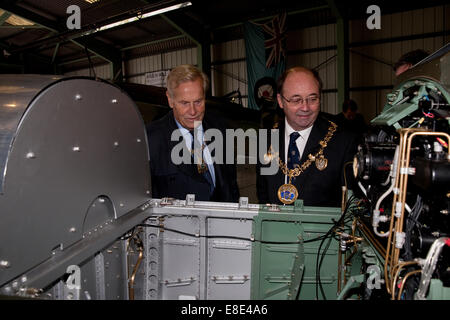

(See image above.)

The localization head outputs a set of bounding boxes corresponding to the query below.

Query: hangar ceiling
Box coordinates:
[0,0,447,76]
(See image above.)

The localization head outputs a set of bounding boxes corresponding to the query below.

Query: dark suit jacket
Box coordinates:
[146,111,240,202]
[256,115,358,207]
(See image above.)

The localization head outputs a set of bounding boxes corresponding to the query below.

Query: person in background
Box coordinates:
[393,49,429,76]
[334,99,367,141]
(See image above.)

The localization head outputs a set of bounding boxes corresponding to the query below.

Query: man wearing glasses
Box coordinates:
[256,66,358,207]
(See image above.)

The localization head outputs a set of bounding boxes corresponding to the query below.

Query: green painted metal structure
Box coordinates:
[251,200,341,300]
[371,77,450,128]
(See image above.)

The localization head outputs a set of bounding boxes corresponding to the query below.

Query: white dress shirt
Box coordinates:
[174,119,216,187]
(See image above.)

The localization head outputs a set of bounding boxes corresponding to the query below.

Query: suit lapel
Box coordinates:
[271,120,286,189]
[278,120,286,163]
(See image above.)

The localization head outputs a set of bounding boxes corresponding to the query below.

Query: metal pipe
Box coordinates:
[391,261,419,300]
[128,248,144,300]
[384,129,450,292]
[397,270,421,300]
[384,129,408,292]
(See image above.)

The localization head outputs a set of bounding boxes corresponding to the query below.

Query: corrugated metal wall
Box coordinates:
[63,47,197,84]
[63,5,450,122]
[64,63,112,79]
[287,23,338,115]
[125,48,197,84]
[349,6,449,121]
[211,39,248,107]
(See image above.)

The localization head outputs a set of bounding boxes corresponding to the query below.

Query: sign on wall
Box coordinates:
[145,70,169,87]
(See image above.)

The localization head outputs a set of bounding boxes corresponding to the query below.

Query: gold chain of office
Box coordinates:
[277,120,337,205]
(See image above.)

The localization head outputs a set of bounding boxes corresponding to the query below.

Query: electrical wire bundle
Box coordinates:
[135,221,334,245]
[315,195,364,300]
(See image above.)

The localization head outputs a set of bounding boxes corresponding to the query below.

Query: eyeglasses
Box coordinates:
[280,94,320,107]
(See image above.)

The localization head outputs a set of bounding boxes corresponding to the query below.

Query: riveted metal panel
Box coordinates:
[206,217,253,299]
[41,239,128,300]
[158,214,202,299]
[138,198,259,300]
[0,76,150,286]
[0,75,62,194]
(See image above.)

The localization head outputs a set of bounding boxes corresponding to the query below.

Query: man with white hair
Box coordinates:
[146,64,239,202]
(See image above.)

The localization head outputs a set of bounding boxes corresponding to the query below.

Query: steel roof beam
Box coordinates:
[0,1,122,79]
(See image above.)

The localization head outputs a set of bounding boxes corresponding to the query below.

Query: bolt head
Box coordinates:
[0,260,11,268]
[26,152,36,159]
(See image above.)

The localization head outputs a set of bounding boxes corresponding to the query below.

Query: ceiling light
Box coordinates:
[6,15,34,26]
[83,1,192,36]
[84,0,101,4]
[0,9,34,26]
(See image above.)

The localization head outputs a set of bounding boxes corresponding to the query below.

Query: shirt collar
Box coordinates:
[284,118,313,140]
[174,118,204,137]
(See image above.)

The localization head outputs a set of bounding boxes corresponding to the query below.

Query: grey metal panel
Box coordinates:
[144,197,260,300]
[159,215,201,299]
[0,76,150,286]
[103,240,128,300]
[41,239,128,300]
[79,256,98,300]
[0,75,62,193]
[206,217,253,300]
[41,254,99,300]
[140,219,161,300]
[1,201,151,295]
[94,253,106,300]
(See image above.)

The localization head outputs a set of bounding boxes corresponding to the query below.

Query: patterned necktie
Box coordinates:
[190,131,215,195]
[287,131,301,170]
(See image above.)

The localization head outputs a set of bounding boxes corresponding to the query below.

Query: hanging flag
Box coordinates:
[244,12,287,110]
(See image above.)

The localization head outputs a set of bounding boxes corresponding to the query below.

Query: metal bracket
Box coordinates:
[163,277,196,287]
[210,275,250,284]
[239,197,249,209]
